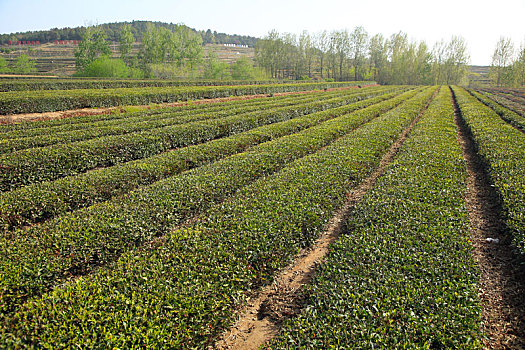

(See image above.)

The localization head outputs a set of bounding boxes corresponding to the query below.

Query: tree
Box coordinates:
[313,31,329,79]
[444,36,470,85]
[139,24,203,74]
[490,37,515,86]
[368,34,387,83]
[298,31,314,78]
[203,51,230,79]
[203,29,215,44]
[74,27,111,70]
[119,24,135,63]
[255,30,284,79]
[331,30,350,81]
[14,54,37,73]
[176,26,203,69]
[349,26,368,81]
[387,32,409,85]
[431,40,447,84]
[514,43,525,86]
[231,57,267,80]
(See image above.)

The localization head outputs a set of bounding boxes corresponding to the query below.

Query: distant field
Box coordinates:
[0,82,524,348]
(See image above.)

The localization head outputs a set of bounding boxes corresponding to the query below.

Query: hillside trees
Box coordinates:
[14,54,37,74]
[118,24,135,63]
[203,51,229,79]
[74,27,111,70]
[138,24,203,76]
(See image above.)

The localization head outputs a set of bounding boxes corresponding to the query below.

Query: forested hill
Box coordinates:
[0,21,259,46]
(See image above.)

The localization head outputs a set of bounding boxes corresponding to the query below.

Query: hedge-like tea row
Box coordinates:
[0,89,422,315]
[481,91,525,117]
[270,87,482,349]
[469,89,525,131]
[0,88,283,133]
[0,87,436,348]
[0,81,371,114]
[0,90,406,232]
[453,86,525,254]
[0,89,387,192]
[0,88,366,153]
[0,79,305,92]
[0,86,367,138]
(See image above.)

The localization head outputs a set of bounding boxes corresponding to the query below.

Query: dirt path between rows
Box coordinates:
[452,88,525,349]
[0,85,379,124]
[213,88,437,350]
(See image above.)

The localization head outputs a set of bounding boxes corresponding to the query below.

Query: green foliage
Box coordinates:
[470,89,525,130]
[453,86,525,253]
[0,79,297,92]
[76,56,132,78]
[0,87,401,232]
[74,27,111,70]
[0,88,423,348]
[203,51,230,80]
[0,81,370,114]
[138,24,203,75]
[0,82,382,191]
[0,57,9,73]
[271,87,482,349]
[118,24,134,62]
[13,54,36,74]
[231,57,267,80]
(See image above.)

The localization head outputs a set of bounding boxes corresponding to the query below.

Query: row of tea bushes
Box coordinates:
[0,89,391,191]
[1,87,379,137]
[0,90,406,231]
[269,87,481,349]
[0,79,312,92]
[0,88,435,348]
[453,86,525,254]
[0,89,368,153]
[470,89,525,131]
[0,89,425,315]
[0,81,371,114]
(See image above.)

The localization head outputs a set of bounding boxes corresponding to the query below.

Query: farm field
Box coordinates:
[0,82,524,349]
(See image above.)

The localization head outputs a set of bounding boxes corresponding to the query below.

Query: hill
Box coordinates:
[0,20,258,47]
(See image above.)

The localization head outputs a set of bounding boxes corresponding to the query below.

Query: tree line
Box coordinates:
[0,21,258,47]
[490,37,525,87]
[74,24,265,80]
[255,27,470,85]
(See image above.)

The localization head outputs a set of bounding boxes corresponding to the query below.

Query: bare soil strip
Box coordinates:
[452,90,525,349]
[213,89,437,350]
[0,85,378,124]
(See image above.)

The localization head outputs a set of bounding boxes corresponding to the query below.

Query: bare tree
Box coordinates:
[490,37,515,86]
[368,33,387,83]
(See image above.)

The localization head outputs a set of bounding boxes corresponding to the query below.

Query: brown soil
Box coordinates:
[213,87,436,350]
[0,84,379,124]
[452,88,525,349]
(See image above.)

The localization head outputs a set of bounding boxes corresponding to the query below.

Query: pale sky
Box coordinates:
[0,0,524,65]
